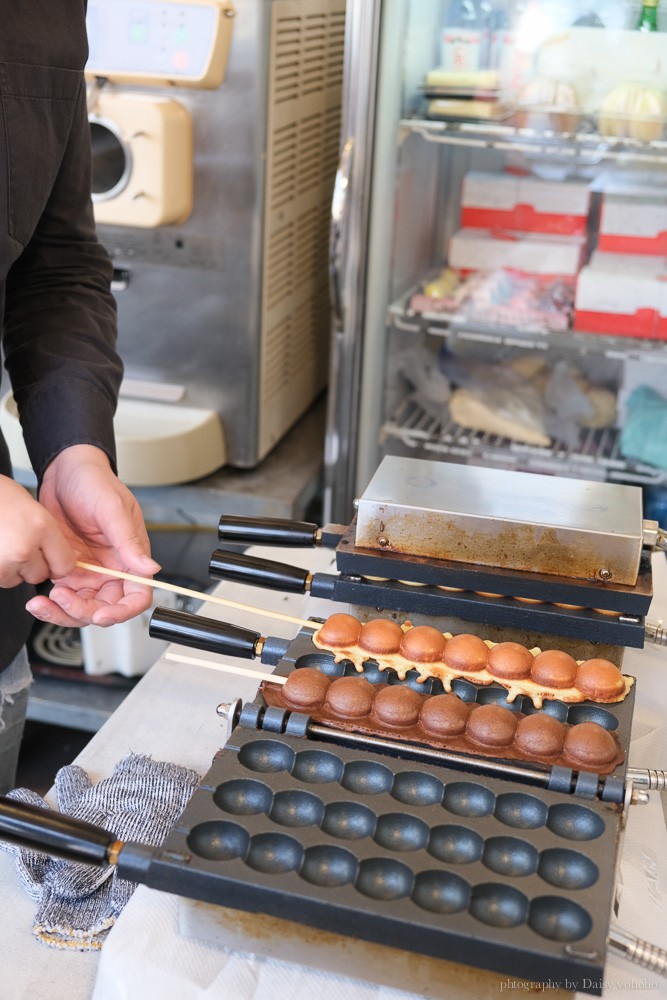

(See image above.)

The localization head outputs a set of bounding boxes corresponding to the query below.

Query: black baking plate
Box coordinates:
[144,727,622,995]
[265,628,636,785]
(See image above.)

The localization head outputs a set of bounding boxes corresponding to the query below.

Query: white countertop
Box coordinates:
[2,546,666,1000]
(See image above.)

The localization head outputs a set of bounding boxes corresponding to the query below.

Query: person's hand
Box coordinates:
[0,476,76,587]
[24,445,160,628]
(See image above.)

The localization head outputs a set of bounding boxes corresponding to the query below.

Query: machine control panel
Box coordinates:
[86,0,235,88]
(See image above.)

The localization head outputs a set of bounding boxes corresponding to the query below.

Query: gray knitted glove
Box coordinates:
[1,753,200,950]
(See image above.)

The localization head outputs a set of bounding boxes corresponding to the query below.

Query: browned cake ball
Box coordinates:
[419,693,470,736]
[325,676,376,718]
[487,642,534,680]
[514,714,566,757]
[465,704,518,747]
[575,659,626,702]
[562,721,618,767]
[531,649,578,689]
[281,668,331,710]
[443,634,489,673]
[399,625,446,664]
[316,613,362,648]
[358,618,404,655]
[372,685,423,728]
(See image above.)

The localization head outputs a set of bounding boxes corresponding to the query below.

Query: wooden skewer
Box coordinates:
[165,650,286,685]
[75,561,314,630]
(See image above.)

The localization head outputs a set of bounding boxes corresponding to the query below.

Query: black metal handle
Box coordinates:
[217,515,319,547]
[149,606,261,658]
[209,550,310,593]
[0,796,117,866]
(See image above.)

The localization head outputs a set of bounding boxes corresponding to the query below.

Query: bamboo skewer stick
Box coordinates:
[165,650,286,685]
[75,561,314,630]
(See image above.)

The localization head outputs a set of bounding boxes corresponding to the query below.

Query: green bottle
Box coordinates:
[637,0,659,32]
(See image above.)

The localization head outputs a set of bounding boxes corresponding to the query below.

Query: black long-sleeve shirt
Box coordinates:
[0,2,123,669]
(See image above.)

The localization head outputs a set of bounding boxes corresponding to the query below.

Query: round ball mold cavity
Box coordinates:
[443,781,495,818]
[428,824,484,865]
[187,820,250,862]
[291,749,345,785]
[213,779,273,816]
[547,803,605,841]
[355,857,414,901]
[494,792,549,830]
[412,870,470,914]
[245,832,304,874]
[469,883,528,928]
[321,800,377,840]
[391,770,445,807]
[341,759,394,796]
[374,812,430,852]
[300,845,358,887]
[269,789,325,828]
[482,836,538,878]
[528,896,593,942]
[538,848,599,890]
[238,739,295,774]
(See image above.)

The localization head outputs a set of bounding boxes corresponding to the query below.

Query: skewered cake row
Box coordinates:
[262,668,625,775]
[312,614,633,708]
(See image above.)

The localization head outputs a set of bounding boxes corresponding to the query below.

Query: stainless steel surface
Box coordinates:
[96,0,344,468]
[355,456,644,585]
[627,768,667,792]
[307,722,554,787]
[645,620,667,646]
[607,926,667,976]
[216,698,242,743]
[323,0,382,524]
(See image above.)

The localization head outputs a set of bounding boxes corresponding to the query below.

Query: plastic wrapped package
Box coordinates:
[439,351,616,448]
[439,353,551,445]
[542,360,616,448]
[387,341,451,421]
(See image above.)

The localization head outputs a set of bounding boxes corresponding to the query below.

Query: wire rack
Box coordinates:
[381,396,666,485]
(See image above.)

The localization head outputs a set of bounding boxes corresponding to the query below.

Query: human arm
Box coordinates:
[24,445,159,628]
[2,64,158,627]
[3,72,121,489]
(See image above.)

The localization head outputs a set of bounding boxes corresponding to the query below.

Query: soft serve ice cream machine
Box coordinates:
[84,0,346,481]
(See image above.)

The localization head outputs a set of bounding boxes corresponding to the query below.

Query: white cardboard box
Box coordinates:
[461,172,590,235]
[448,228,585,276]
[574,251,667,340]
[599,191,667,255]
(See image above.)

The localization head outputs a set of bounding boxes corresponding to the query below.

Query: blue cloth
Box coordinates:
[620,386,667,471]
